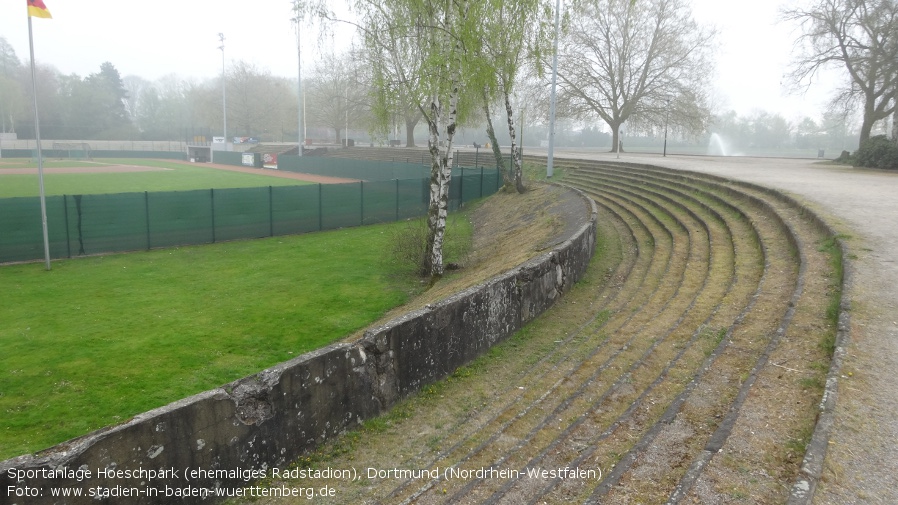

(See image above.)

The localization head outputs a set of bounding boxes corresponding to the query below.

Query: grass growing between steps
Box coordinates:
[818,234,848,356]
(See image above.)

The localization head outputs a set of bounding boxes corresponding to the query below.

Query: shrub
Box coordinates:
[385,215,472,278]
[854,135,898,170]
[388,218,432,277]
[835,150,852,164]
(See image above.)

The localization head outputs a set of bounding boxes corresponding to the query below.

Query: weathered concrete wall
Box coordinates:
[1,186,597,505]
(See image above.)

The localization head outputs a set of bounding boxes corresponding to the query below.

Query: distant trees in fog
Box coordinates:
[0,35,375,143]
[708,110,859,152]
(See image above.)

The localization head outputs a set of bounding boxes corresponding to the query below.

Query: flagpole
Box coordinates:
[28,15,52,271]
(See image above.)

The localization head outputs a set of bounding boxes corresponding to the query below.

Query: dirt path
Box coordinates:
[549,150,898,504]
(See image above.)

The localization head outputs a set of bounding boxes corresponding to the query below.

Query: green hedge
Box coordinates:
[854,135,898,170]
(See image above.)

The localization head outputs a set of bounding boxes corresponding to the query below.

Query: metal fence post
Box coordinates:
[210,188,216,243]
[460,166,464,205]
[480,167,484,198]
[63,194,72,258]
[145,191,151,250]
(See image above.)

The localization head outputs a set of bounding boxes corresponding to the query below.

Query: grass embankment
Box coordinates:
[0,215,472,460]
[0,159,308,198]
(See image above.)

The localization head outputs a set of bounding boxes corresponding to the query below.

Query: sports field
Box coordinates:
[0,157,470,459]
[0,214,472,461]
[0,158,315,198]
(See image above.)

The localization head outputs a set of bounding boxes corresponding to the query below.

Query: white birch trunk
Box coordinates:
[421,0,466,280]
[425,83,460,279]
[503,89,525,193]
[424,87,461,278]
[425,96,445,277]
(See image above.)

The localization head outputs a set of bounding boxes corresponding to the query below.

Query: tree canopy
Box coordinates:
[553,0,714,151]
[783,0,898,147]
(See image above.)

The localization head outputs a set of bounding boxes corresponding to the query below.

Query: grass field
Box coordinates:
[0,158,309,198]
[0,214,472,460]
[0,156,473,460]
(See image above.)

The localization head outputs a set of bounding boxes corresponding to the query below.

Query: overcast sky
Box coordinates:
[1,0,839,123]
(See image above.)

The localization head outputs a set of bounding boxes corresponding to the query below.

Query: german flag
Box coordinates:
[27,0,52,19]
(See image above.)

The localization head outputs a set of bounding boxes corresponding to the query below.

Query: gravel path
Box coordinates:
[547,150,898,505]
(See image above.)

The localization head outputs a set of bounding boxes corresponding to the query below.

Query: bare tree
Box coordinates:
[122,75,151,122]
[553,0,714,152]
[306,54,370,144]
[225,61,296,140]
[0,37,23,134]
[784,0,898,147]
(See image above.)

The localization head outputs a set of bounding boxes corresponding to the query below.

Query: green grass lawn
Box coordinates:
[0,159,309,198]
[0,216,472,460]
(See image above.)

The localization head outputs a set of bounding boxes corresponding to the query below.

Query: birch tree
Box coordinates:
[296,0,493,279]
[480,0,551,193]
[554,0,713,152]
[371,0,493,278]
[783,0,898,147]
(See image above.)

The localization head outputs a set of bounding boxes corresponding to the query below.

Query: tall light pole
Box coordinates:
[663,97,670,157]
[546,0,561,178]
[218,33,227,149]
[345,85,349,147]
[293,6,304,157]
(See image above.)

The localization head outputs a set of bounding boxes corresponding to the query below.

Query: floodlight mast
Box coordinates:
[219,33,227,149]
[293,8,304,157]
[664,97,670,158]
[547,0,561,178]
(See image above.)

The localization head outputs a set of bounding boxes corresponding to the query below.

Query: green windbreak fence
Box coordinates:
[278,155,509,182]
[0,149,186,160]
[0,168,500,264]
[279,156,429,181]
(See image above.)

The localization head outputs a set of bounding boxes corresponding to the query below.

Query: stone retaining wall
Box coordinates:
[1,186,597,505]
